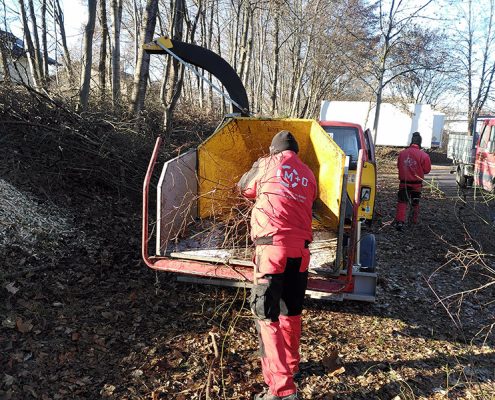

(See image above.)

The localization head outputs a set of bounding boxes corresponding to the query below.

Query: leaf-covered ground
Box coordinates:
[1,100,494,399]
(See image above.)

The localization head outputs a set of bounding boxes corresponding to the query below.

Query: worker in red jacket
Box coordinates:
[238,130,317,400]
[395,132,431,230]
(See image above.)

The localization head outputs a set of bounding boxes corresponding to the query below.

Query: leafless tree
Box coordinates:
[364,0,442,143]
[18,0,40,87]
[390,67,455,109]
[99,0,109,100]
[27,0,44,83]
[79,0,97,110]
[129,0,158,114]
[40,0,48,78]
[161,0,185,132]
[270,0,280,114]
[111,0,123,108]
[53,0,73,83]
[452,0,495,135]
[0,0,11,83]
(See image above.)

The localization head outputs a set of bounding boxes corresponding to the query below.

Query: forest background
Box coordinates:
[1,0,495,134]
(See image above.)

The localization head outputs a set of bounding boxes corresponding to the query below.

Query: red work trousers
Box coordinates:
[250,244,309,397]
[395,187,421,224]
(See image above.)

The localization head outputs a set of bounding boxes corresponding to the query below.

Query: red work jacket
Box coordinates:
[238,151,317,246]
[397,144,432,191]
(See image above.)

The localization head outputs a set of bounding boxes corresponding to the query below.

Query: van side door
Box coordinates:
[475,121,495,191]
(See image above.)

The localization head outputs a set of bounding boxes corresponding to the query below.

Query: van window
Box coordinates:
[322,126,361,164]
[363,129,375,162]
[480,125,491,148]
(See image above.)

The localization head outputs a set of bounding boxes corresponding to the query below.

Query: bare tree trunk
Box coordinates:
[111,0,123,109]
[162,0,185,132]
[54,0,73,83]
[41,0,49,78]
[0,0,11,83]
[27,0,44,83]
[183,0,202,107]
[205,0,217,111]
[52,0,58,84]
[133,0,138,67]
[254,9,268,113]
[237,0,250,84]
[372,82,384,143]
[18,0,40,87]
[78,0,97,111]
[243,18,253,88]
[198,7,206,109]
[129,0,158,114]
[270,2,280,114]
[99,0,108,101]
[289,0,320,117]
[0,38,10,81]
[0,36,10,83]
[372,52,387,143]
[230,6,240,70]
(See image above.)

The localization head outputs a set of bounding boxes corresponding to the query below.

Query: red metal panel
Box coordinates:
[148,257,354,293]
[151,258,253,281]
[142,137,163,269]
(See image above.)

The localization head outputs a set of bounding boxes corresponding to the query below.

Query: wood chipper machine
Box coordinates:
[142,37,377,301]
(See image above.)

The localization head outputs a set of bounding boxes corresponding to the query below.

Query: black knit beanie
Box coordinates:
[270,130,299,154]
[411,131,422,147]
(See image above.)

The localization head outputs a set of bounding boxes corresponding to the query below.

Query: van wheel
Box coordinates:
[456,166,467,188]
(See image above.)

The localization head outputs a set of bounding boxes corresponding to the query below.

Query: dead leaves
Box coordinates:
[15,317,33,333]
[100,383,116,397]
[321,348,346,377]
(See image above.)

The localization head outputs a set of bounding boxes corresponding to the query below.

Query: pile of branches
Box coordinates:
[0,85,153,202]
[0,84,217,277]
[0,85,218,202]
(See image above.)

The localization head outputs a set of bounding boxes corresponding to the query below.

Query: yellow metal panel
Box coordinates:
[197,118,345,230]
[359,161,376,220]
[307,121,346,228]
[143,36,173,51]
[346,162,376,222]
[157,37,173,49]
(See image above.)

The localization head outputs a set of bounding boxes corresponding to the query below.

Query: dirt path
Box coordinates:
[427,165,459,198]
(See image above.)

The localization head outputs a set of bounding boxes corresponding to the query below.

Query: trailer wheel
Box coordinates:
[456,166,467,189]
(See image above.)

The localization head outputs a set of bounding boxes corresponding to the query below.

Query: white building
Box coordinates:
[0,30,57,85]
[320,100,445,148]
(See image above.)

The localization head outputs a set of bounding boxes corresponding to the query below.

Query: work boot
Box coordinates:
[394,221,404,231]
[254,389,299,400]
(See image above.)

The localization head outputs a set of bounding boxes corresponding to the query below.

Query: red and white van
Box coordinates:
[475,119,495,192]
